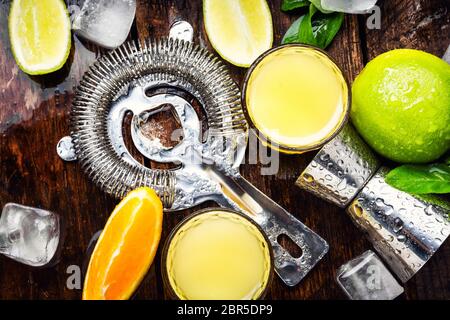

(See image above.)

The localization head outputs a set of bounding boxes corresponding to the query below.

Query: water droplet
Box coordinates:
[375,198,384,207]
[387,235,394,242]
[397,234,406,242]
[338,159,344,166]
[319,153,330,162]
[393,218,404,233]
[325,174,332,181]
[337,178,347,191]
[311,161,317,168]
[413,202,425,209]
[54,89,61,108]
[383,205,394,216]
[398,208,407,215]
[425,221,436,229]
[424,205,435,216]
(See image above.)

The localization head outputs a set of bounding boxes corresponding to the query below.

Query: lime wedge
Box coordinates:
[9,0,72,75]
[203,0,273,67]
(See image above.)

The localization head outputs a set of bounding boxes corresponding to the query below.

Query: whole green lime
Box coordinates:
[351,49,450,163]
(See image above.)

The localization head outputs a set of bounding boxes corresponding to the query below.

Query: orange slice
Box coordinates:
[83,187,163,300]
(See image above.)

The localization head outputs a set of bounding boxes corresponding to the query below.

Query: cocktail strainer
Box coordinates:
[58,22,328,286]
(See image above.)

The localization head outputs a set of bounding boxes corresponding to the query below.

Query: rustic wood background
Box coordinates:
[0,0,449,299]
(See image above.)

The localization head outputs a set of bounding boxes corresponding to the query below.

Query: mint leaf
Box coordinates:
[282,16,305,43]
[297,4,318,45]
[311,10,344,48]
[309,0,333,13]
[386,164,450,194]
[282,4,344,49]
[281,0,310,11]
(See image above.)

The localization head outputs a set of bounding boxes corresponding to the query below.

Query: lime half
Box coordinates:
[203,0,273,67]
[9,0,72,75]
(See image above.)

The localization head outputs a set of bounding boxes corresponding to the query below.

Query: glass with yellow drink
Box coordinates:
[162,209,273,300]
[242,44,350,153]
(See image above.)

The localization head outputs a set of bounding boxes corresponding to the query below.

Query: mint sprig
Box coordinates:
[282,3,344,49]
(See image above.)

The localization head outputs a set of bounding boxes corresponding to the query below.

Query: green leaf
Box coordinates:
[309,0,333,13]
[281,0,310,11]
[297,4,318,45]
[386,164,450,195]
[282,4,344,49]
[311,10,344,48]
[282,16,304,44]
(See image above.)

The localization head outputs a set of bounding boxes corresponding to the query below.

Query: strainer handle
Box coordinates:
[207,167,329,287]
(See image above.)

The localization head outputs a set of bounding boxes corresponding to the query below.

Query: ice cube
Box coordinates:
[443,44,450,64]
[0,203,60,267]
[336,250,404,300]
[72,0,136,49]
[321,0,378,13]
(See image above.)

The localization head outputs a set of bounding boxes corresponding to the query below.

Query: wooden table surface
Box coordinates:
[0,0,449,300]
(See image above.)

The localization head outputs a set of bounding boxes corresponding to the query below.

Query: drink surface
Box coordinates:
[245,46,348,151]
[165,211,271,300]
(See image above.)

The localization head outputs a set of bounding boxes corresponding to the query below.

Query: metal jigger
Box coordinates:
[297,124,379,208]
[297,124,450,283]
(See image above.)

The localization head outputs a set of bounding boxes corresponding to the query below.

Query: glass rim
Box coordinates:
[160,207,275,300]
[241,43,352,154]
